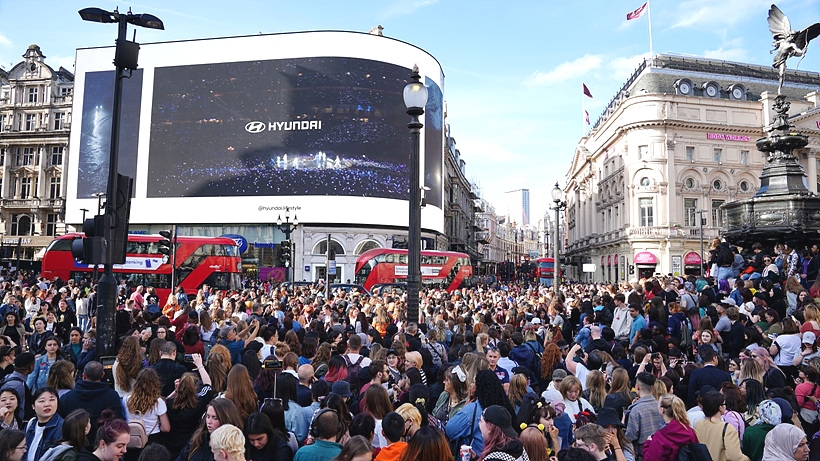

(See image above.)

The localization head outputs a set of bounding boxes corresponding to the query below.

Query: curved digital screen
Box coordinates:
[67,32,445,232]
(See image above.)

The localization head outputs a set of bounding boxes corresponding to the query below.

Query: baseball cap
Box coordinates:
[531,317,541,325]
[803,331,817,344]
[219,325,236,339]
[552,369,567,381]
[481,405,517,438]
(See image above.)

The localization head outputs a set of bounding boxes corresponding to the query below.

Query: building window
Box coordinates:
[714,148,722,163]
[640,177,651,187]
[27,88,37,103]
[686,146,695,162]
[19,148,34,166]
[11,214,32,236]
[0,114,5,132]
[685,177,695,188]
[59,87,70,96]
[713,179,723,190]
[639,198,654,227]
[51,147,63,166]
[45,213,58,236]
[449,184,458,204]
[0,148,4,167]
[712,200,725,227]
[19,177,31,199]
[53,112,64,130]
[49,176,61,199]
[741,150,749,165]
[24,114,35,131]
[638,145,648,159]
[740,181,750,192]
[684,198,698,227]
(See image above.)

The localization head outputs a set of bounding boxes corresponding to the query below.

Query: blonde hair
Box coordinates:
[652,380,668,401]
[476,333,489,351]
[395,403,421,426]
[209,424,245,458]
[738,358,764,383]
[805,305,820,323]
[559,376,582,399]
[659,393,689,426]
[404,351,423,369]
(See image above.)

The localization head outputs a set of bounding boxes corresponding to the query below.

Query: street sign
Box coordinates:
[328,260,337,275]
[582,263,597,273]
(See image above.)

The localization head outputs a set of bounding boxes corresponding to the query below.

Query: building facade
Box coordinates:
[563,54,820,283]
[0,45,72,268]
[444,124,481,262]
[505,188,531,227]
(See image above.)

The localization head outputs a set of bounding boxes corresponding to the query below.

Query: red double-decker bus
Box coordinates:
[41,234,242,299]
[354,249,473,293]
[536,257,557,287]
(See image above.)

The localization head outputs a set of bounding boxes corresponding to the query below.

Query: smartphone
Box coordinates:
[184,354,194,362]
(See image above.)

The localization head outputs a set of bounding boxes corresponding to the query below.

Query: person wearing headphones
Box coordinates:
[295,409,343,461]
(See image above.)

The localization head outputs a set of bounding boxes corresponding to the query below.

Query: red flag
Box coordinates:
[582,83,593,98]
[584,110,590,125]
[627,2,648,20]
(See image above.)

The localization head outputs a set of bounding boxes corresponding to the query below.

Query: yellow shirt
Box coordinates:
[694,418,750,461]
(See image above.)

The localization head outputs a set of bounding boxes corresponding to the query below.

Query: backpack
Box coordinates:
[127,411,158,449]
[525,342,543,379]
[679,317,693,349]
[677,442,713,461]
[342,355,365,395]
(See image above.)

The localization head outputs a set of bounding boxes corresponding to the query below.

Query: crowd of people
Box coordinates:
[0,239,818,461]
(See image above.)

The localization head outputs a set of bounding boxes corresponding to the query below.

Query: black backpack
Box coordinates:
[343,355,365,395]
[677,442,713,461]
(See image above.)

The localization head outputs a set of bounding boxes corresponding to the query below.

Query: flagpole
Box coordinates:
[582,88,586,136]
[647,1,653,59]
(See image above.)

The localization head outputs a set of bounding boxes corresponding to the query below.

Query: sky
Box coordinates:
[1,0,819,225]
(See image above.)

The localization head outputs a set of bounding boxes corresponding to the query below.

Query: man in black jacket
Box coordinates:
[686,345,732,408]
[60,361,124,444]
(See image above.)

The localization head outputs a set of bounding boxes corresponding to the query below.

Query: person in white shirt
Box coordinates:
[260,327,279,361]
[343,335,371,368]
[611,293,632,342]
[541,369,566,403]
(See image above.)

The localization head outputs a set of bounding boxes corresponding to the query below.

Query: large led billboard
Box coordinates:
[67,31,444,232]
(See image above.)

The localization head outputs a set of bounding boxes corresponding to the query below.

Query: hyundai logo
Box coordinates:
[245,121,266,133]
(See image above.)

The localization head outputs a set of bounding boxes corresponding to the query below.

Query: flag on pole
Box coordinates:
[627,2,648,20]
[582,83,593,98]
[584,110,590,125]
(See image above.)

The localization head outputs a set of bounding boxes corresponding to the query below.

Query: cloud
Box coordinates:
[526,54,603,86]
[378,0,439,20]
[670,0,769,29]
[0,33,11,47]
[609,52,651,81]
[703,47,748,62]
[51,55,76,72]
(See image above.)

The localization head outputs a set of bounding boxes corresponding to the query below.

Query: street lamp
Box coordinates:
[695,209,708,275]
[403,65,427,326]
[276,207,298,282]
[551,182,567,293]
[79,6,163,360]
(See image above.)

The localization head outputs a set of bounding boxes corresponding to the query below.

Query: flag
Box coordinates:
[584,110,590,125]
[582,83,593,98]
[627,2,648,20]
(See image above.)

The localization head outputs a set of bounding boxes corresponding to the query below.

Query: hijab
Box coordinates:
[761,424,805,461]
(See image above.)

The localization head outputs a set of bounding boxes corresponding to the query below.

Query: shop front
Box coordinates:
[634,251,658,279]
[683,251,702,276]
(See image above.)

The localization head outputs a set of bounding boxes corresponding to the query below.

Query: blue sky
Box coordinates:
[1,0,819,222]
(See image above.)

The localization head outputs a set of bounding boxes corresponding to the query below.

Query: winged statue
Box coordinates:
[768,4,820,94]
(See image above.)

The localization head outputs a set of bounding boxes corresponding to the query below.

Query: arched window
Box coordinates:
[354,240,380,255]
[312,240,345,255]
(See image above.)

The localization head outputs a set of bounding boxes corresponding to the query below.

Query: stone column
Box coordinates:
[808,149,819,194]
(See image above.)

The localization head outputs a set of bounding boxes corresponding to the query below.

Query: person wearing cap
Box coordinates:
[218,318,261,365]
[642,393,698,461]
[541,369,566,404]
[624,372,664,460]
[1,351,34,421]
[478,405,529,461]
[794,331,819,367]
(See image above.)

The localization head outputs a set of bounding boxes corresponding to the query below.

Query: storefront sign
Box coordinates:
[634,251,658,265]
[706,133,751,142]
[683,251,702,266]
[672,256,682,276]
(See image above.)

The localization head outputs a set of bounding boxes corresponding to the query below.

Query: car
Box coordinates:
[370,283,407,297]
[328,283,371,297]
[280,281,312,293]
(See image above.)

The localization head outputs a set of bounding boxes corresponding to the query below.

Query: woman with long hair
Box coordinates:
[595,407,635,461]
[739,378,766,426]
[520,426,549,461]
[205,344,231,394]
[508,374,529,413]
[41,409,91,460]
[45,359,75,397]
[113,336,143,398]
[604,367,633,420]
[752,346,787,391]
[398,426,451,461]
[362,384,392,448]
[312,343,332,379]
[221,364,257,422]
[540,343,563,383]
[324,355,349,384]
[0,389,21,430]
[478,405,528,461]
[642,394,698,461]
[0,429,25,461]
[560,376,593,424]
[177,398,244,461]
[721,382,747,440]
[124,367,170,446]
[27,336,62,392]
[163,362,214,460]
[244,411,293,461]
[445,369,515,456]
[737,357,763,384]
[321,393,351,444]
[582,370,607,413]
[146,339,164,366]
[433,365,468,425]
[330,435,372,461]
[182,325,205,357]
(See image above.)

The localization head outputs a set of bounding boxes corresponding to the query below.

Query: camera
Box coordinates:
[262,358,283,370]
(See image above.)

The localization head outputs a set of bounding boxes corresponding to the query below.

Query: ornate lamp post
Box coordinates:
[403,65,427,325]
[551,183,566,293]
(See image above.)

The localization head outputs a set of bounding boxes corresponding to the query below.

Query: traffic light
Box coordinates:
[157,230,173,255]
[629,265,635,275]
[71,215,108,265]
[279,240,291,266]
